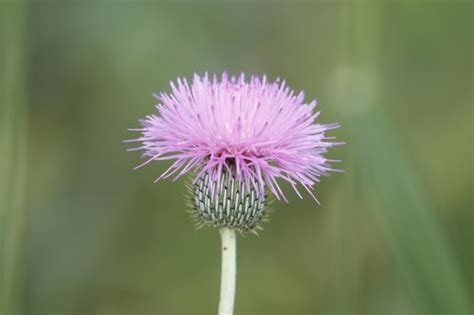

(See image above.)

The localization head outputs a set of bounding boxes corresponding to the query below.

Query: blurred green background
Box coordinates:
[1,1,472,315]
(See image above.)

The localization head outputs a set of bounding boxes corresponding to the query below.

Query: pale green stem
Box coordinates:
[218,228,236,315]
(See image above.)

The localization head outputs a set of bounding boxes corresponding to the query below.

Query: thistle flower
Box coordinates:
[127,72,341,232]
[126,72,342,315]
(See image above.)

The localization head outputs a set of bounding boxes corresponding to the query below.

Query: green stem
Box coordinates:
[218,228,236,315]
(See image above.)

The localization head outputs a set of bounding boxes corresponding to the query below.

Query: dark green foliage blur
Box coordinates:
[1,1,472,315]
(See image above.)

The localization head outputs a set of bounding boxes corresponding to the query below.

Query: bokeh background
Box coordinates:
[1,1,472,315]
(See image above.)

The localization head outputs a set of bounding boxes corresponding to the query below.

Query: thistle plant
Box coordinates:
[127,72,341,315]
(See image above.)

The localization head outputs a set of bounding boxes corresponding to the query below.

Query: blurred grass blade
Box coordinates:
[0,1,28,315]
[334,3,471,314]
[355,109,471,314]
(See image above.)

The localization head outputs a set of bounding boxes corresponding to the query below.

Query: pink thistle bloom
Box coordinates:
[127,72,342,205]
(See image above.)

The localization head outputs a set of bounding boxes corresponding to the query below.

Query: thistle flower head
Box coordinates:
[127,72,341,231]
